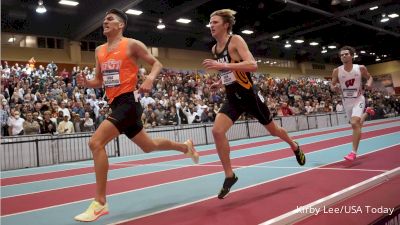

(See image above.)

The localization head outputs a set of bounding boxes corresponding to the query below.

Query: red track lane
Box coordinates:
[297,175,400,225]
[2,126,399,216]
[2,119,397,186]
[116,145,400,225]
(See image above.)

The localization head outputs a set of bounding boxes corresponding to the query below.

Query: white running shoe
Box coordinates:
[74,200,109,222]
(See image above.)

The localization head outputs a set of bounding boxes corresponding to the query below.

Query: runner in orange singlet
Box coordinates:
[74,9,199,222]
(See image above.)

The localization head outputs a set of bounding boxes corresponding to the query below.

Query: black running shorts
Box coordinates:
[107,92,143,139]
[219,90,273,125]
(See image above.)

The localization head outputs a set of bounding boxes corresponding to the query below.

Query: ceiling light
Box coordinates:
[383,54,387,57]
[272,35,280,39]
[360,50,366,54]
[376,57,381,62]
[309,42,319,46]
[331,0,340,5]
[380,17,390,22]
[157,19,165,29]
[284,41,291,48]
[294,39,304,43]
[241,30,254,35]
[380,14,390,23]
[8,37,16,43]
[176,18,191,24]
[321,46,327,53]
[388,13,399,18]
[206,24,210,28]
[354,54,358,58]
[369,6,378,11]
[328,45,336,49]
[59,0,79,6]
[126,9,143,15]
[36,0,47,13]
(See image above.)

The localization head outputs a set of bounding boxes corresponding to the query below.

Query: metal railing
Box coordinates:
[1,112,349,171]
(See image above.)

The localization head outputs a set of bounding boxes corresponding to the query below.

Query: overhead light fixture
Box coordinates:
[360,50,366,54]
[241,30,254,35]
[157,19,165,29]
[272,35,280,39]
[284,41,291,48]
[328,45,336,49]
[321,46,327,54]
[354,53,358,58]
[331,0,340,5]
[36,0,47,13]
[59,0,79,6]
[380,14,390,23]
[294,39,304,43]
[206,24,210,28]
[383,54,387,57]
[176,18,191,24]
[369,6,378,11]
[388,13,399,18]
[309,42,319,46]
[8,37,16,43]
[126,9,143,15]
[376,57,381,62]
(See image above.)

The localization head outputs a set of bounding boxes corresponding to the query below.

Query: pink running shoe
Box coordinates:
[365,107,375,116]
[344,152,357,161]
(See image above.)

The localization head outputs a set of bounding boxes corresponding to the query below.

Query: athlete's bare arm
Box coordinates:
[77,46,103,88]
[202,35,257,72]
[330,68,340,92]
[360,65,373,88]
[129,39,162,93]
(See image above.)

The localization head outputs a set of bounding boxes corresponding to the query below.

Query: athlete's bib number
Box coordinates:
[220,70,236,85]
[103,71,121,87]
[343,88,358,98]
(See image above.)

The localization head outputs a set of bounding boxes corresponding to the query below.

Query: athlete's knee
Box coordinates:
[350,120,361,129]
[212,127,226,138]
[140,140,158,153]
[88,138,105,153]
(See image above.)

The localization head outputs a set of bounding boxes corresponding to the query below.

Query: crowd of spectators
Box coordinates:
[1,59,399,137]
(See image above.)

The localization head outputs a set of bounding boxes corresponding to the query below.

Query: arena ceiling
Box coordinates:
[2,0,399,65]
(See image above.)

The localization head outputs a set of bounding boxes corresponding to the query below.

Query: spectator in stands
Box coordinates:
[72,114,83,133]
[23,112,40,135]
[82,112,95,132]
[96,109,107,128]
[8,110,24,135]
[140,92,155,108]
[335,100,344,112]
[280,102,293,116]
[40,111,56,134]
[57,115,74,134]
[0,102,8,136]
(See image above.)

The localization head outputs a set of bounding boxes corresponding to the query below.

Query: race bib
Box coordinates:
[342,88,358,98]
[101,59,122,87]
[103,71,121,87]
[220,70,236,85]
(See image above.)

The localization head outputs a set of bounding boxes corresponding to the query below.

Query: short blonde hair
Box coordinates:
[210,9,236,33]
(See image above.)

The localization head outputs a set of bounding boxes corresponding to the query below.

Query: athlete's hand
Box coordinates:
[76,72,87,87]
[210,82,221,90]
[139,78,153,93]
[202,59,225,70]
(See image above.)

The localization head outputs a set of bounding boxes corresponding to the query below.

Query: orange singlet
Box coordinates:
[97,37,138,103]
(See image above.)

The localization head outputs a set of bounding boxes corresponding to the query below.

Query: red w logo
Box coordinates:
[345,79,355,88]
